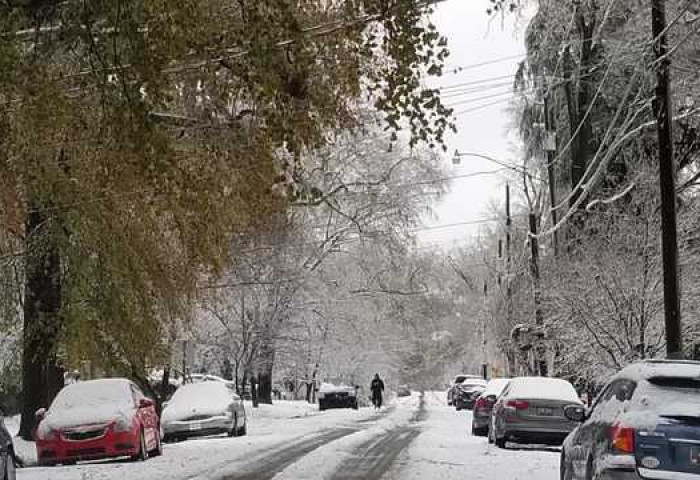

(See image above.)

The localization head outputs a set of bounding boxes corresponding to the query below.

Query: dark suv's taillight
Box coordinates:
[610,423,635,454]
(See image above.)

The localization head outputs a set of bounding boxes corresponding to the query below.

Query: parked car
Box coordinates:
[0,415,16,480]
[318,383,358,410]
[397,385,411,397]
[35,378,161,466]
[186,373,233,386]
[447,374,482,406]
[490,376,582,448]
[472,378,510,436]
[161,381,246,441]
[454,379,487,411]
[561,359,700,480]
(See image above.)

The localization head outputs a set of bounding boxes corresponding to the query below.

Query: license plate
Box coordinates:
[690,447,700,464]
[189,423,202,431]
[537,407,553,416]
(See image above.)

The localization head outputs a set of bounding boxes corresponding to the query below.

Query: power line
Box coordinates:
[443,54,526,74]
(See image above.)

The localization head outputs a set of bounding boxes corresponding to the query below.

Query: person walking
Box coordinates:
[370,373,385,409]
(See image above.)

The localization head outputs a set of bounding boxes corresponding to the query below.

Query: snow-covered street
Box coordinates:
[12,392,560,480]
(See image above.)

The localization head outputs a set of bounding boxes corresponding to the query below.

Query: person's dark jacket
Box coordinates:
[371,378,385,393]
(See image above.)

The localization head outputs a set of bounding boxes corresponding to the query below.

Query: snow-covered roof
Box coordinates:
[483,378,510,397]
[615,360,700,382]
[506,377,581,404]
[461,378,487,386]
[319,383,356,393]
[43,378,136,430]
[162,381,238,423]
[51,378,133,411]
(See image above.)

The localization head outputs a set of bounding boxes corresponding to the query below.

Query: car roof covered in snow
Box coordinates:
[506,377,581,404]
[615,360,700,382]
[453,374,481,384]
[459,378,487,387]
[319,383,355,393]
[162,381,238,423]
[482,378,510,397]
[51,378,134,411]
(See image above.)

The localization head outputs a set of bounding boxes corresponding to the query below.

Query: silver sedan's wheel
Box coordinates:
[237,419,247,437]
[228,414,238,437]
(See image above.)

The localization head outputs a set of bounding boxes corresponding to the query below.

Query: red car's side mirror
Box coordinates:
[139,398,154,409]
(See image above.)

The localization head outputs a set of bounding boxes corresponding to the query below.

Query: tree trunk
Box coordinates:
[256,337,276,404]
[570,9,597,209]
[257,369,273,404]
[250,375,259,408]
[19,210,63,440]
[156,364,171,414]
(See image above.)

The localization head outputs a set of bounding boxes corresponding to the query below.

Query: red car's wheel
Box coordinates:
[150,428,163,457]
[131,430,148,462]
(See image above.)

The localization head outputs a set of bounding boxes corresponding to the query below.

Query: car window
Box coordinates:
[130,384,145,406]
[589,379,636,419]
[637,376,700,410]
[499,384,511,399]
[611,380,636,402]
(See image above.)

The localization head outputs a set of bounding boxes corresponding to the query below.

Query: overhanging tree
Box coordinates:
[0,0,453,438]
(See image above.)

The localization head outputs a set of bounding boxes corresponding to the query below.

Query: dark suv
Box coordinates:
[561,360,700,480]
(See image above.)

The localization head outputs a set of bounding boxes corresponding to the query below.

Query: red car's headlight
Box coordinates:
[36,423,58,441]
[113,416,133,433]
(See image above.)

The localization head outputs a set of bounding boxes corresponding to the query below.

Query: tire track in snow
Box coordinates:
[220,405,398,480]
[222,427,359,480]
[329,393,426,480]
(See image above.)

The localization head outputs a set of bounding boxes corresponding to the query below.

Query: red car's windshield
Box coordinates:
[51,380,133,412]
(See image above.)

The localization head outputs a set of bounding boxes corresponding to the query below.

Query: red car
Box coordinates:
[35,378,161,466]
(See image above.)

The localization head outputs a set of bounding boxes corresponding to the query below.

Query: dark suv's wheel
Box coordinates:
[560,453,573,480]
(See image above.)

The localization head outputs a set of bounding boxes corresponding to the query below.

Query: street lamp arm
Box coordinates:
[453,151,530,176]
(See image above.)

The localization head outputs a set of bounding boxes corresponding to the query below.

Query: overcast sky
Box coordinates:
[417,0,531,248]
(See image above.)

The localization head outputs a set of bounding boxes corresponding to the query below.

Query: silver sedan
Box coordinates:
[161,381,246,441]
[490,376,582,448]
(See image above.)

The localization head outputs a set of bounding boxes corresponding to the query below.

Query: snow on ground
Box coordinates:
[272,392,420,480]
[385,391,560,480]
[6,392,562,480]
[9,400,378,480]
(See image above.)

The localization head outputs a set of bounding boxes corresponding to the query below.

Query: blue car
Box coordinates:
[561,360,700,479]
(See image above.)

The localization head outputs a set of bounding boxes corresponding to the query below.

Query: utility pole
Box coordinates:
[543,87,559,256]
[651,0,683,358]
[528,213,547,376]
[506,184,512,267]
[505,184,516,376]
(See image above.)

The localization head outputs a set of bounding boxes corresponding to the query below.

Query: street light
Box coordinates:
[452,150,538,179]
